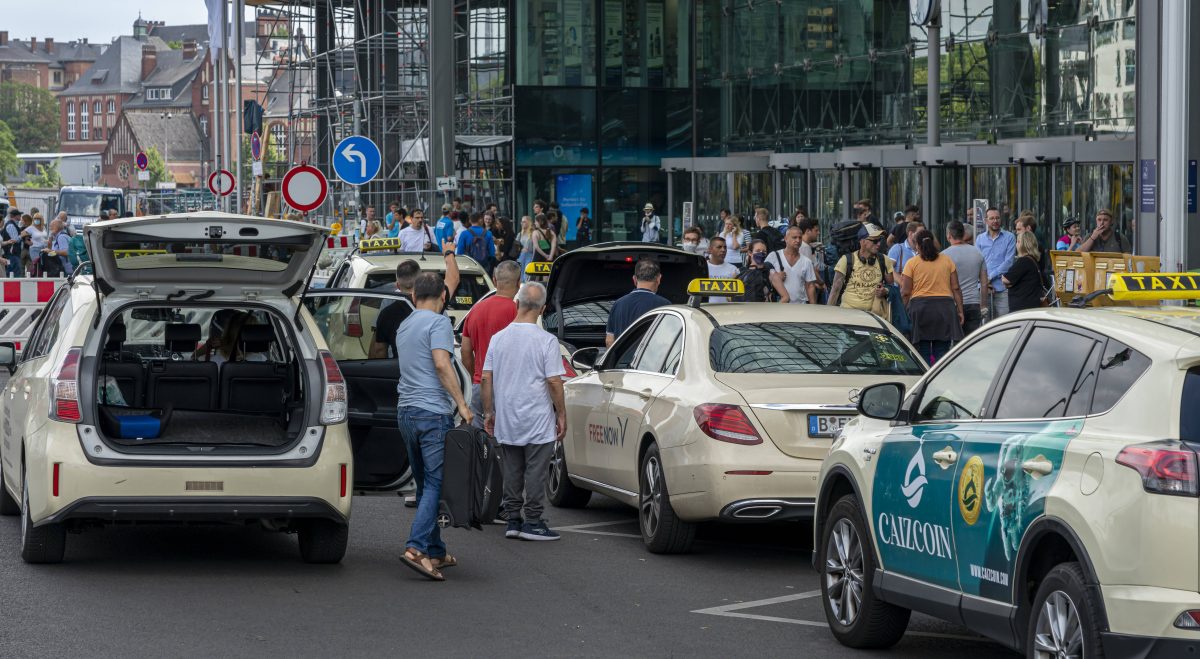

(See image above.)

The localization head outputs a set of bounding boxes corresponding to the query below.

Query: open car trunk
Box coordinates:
[93,304,306,450]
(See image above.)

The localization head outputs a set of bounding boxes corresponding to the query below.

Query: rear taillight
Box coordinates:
[1116,441,1199,496]
[339,463,348,498]
[1175,610,1200,629]
[562,357,577,378]
[319,350,347,425]
[346,298,363,337]
[693,403,763,445]
[49,347,82,423]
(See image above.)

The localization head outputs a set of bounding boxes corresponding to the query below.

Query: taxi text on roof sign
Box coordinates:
[687,278,745,296]
[525,261,552,276]
[1109,272,1200,301]
[357,237,405,252]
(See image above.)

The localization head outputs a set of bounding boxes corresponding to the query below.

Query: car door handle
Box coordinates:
[932,446,958,469]
[637,388,653,401]
[1022,455,1054,479]
[602,383,613,391]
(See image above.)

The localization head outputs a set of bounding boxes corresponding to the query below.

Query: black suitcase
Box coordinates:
[438,424,503,530]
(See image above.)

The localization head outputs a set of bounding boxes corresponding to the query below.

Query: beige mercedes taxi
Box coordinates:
[552,279,926,554]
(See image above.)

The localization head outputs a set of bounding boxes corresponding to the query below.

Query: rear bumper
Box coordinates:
[660,444,821,522]
[718,498,815,522]
[38,496,347,526]
[1101,632,1200,657]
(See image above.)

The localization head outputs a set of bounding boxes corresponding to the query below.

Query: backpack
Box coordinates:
[464,227,489,263]
[824,220,862,286]
[438,424,503,530]
[839,253,912,333]
[758,225,785,253]
[737,262,777,302]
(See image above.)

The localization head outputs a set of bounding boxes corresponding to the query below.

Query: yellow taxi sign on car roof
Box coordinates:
[114,249,168,259]
[525,261,552,276]
[1110,273,1200,301]
[687,278,744,297]
[357,237,405,252]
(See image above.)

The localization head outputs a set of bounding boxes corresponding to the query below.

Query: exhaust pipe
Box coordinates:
[732,505,782,519]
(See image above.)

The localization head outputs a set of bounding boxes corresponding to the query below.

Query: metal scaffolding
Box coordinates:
[248,0,513,224]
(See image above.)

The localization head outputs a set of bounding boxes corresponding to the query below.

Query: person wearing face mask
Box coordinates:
[735,239,777,302]
[681,226,708,255]
[23,213,47,277]
[640,203,661,243]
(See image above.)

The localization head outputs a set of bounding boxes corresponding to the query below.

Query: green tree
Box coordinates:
[0,120,19,184]
[0,82,60,152]
[20,160,63,189]
[145,145,171,187]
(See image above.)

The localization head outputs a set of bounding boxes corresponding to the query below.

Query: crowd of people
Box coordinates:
[1,206,113,278]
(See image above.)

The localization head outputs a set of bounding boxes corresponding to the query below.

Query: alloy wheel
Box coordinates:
[20,472,29,544]
[548,443,565,495]
[1033,591,1084,659]
[640,455,663,539]
[825,518,864,626]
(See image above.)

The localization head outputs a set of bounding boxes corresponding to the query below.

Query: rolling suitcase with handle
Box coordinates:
[438,424,503,530]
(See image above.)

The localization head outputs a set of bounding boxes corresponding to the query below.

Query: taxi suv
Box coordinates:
[0,212,449,563]
[815,271,1200,657]
[553,278,925,554]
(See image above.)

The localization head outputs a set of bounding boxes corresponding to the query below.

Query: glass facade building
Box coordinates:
[511,0,1138,247]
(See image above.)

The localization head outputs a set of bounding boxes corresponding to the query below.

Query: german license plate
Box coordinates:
[808,414,853,438]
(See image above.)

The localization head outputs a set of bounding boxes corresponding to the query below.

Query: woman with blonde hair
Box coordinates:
[719,214,745,266]
[516,215,536,280]
[1002,231,1046,312]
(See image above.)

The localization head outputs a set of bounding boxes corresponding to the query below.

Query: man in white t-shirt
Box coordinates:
[706,236,739,304]
[481,281,567,542]
[397,209,435,252]
[768,225,818,304]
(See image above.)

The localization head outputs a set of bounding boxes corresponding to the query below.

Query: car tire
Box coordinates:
[638,443,695,554]
[20,466,66,564]
[0,458,19,516]
[546,442,591,508]
[1026,562,1105,659]
[297,519,349,564]
[819,495,909,649]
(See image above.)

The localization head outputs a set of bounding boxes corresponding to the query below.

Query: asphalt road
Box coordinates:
[0,487,1019,658]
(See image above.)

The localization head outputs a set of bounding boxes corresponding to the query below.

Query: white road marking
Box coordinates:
[692,592,991,642]
[557,519,642,539]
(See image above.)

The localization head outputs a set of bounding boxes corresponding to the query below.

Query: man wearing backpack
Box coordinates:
[752,207,785,253]
[827,223,894,311]
[736,239,777,302]
[2,208,23,278]
[455,211,496,270]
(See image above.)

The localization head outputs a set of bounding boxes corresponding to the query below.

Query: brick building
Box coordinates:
[0,31,102,93]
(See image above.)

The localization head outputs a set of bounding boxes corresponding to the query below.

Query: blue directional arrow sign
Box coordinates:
[333,135,381,186]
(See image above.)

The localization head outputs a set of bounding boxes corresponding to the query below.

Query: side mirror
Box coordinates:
[0,342,16,374]
[570,346,603,373]
[857,382,906,421]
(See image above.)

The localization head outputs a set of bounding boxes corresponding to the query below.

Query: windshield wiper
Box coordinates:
[820,338,872,374]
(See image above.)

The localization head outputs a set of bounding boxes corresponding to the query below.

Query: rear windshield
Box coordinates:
[366,273,491,310]
[544,301,613,332]
[709,322,925,375]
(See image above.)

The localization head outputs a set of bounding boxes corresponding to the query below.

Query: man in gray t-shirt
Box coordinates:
[482,281,567,542]
[944,221,990,336]
[396,272,472,581]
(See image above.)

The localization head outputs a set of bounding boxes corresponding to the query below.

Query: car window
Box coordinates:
[26,288,72,360]
[1090,339,1150,414]
[916,327,1020,422]
[634,314,683,375]
[609,320,654,370]
[994,327,1099,419]
[709,323,924,375]
[1181,367,1200,442]
[366,273,490,311]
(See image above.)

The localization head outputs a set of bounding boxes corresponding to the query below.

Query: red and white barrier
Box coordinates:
[327,236,352,249]
[1,278,64,353]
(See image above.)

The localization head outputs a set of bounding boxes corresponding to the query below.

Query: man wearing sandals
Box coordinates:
[397,272,474,581]
[481,282,568,541]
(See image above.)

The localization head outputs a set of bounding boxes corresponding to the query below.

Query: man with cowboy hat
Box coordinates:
[640,203,661,243]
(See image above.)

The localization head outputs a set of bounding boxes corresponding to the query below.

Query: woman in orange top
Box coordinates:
[900,229,964,364]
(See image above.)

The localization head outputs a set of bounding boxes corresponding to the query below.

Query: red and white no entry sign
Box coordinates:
[281,163,328,213]
[208,169,235,196]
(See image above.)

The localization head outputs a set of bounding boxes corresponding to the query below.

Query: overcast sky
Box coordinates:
[5,1,253,44]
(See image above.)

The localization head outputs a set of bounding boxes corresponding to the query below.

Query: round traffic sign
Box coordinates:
[250,131,262,161]
[135,151,148,171]
[333,135,381,186]
[207,169,235,197]
[281,163,328,212]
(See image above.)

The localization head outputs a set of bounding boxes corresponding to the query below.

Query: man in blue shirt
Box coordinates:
[887,220,923,274]
[605,258,670,347]
[975,207,1016,319]
[433,203,455,246]
[455,212,496,267]
[385,202,403,238]
[396,272,472,581]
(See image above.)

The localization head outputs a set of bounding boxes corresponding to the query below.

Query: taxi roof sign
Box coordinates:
[1110,273,1200,301]
[687,278,745,297]
[357,237,405,252]
[525,261,552,277]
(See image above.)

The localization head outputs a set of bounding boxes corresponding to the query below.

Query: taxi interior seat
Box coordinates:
[220,323,289,413]
[101,322,146,407]
[148,323,218,410]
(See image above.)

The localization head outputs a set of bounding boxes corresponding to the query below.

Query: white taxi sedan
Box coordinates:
[551,279,926,553]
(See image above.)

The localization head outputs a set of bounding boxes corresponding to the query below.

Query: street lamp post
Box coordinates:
[160,111,173,182]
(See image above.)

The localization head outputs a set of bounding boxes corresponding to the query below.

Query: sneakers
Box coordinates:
[404,494,417,508]
[505,519,523,539]
[517,520,560,542]
[495,508,510,523]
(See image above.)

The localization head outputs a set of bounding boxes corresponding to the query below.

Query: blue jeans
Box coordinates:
[398,405,451,558]
[5,255,21,278]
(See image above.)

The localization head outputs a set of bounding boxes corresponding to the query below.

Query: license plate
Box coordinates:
[808,414,853,438]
